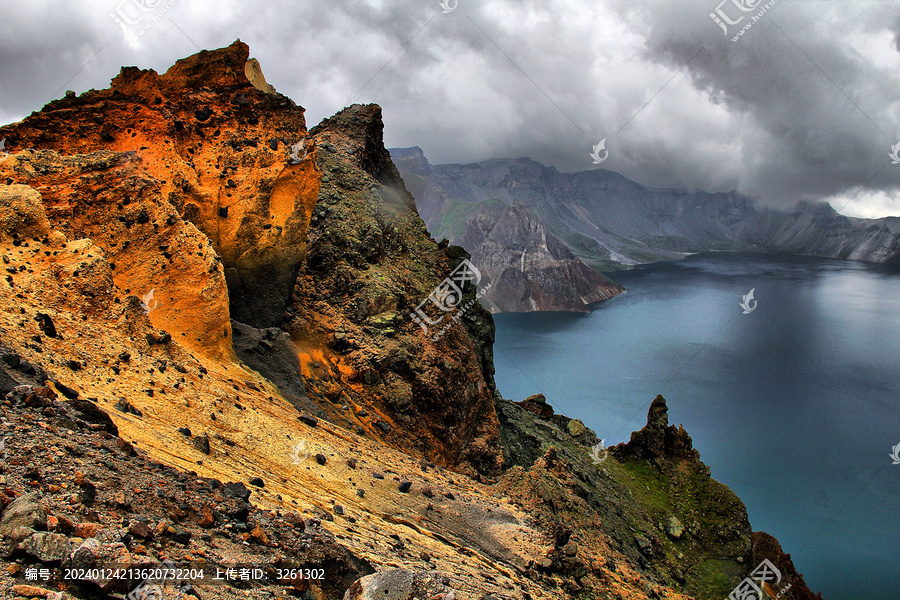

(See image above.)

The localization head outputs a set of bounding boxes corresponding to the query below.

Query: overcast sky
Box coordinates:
[1,0,899,217]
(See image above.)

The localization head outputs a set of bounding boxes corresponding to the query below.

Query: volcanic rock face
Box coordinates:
[287,104,502,478]
[456,200,623,312]
[0,151,233,361]
[0,40,320,330]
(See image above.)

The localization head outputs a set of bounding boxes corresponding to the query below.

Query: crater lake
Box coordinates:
[493,252,900,599]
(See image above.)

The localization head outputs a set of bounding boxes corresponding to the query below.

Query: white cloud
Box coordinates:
[828,188,900,219]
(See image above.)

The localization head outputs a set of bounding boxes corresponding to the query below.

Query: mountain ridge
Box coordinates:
[391,146,900,282]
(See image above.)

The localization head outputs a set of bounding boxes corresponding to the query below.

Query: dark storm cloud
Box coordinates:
[0,0,898,216]
[614,0,900,214]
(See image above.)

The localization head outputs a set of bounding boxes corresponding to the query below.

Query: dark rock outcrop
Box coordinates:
[515,392,555,419]
[611,394,699,464]
[751,532,823,600]
[287,104,504,478]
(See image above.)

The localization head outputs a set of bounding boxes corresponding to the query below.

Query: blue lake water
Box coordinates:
[492,253,900,600]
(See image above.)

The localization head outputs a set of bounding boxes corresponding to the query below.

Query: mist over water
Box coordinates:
[493,253,900,600]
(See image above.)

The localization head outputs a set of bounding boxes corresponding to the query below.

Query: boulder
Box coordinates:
[0,493,46,538]
[224,482,251,500]
[666,516,684,539]
[0,185,54,241]
[567,419,587,437]
[11,585,55,598]
[20,532,73,562]
[191,435,211,455]
[343,569,453,600]
[515,393,554,420]
[634,535,653,556]
[69,399,118,435]
[68,538,131,590]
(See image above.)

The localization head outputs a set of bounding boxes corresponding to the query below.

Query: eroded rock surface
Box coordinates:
[287,104,503,479]
[0,40,320,330]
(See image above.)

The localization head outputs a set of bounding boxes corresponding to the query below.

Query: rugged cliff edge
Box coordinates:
[0,43,820,600]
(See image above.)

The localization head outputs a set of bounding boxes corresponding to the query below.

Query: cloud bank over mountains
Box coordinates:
[0,0,898,216]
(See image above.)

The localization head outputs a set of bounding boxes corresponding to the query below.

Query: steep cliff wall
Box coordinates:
[286,104,503,478]
[393,147,624,312]
[456,200,623,312]
[0,150,234,361]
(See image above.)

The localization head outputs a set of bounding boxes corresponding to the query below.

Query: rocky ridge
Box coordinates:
[454,201,622,313]
[286,104,502,479]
